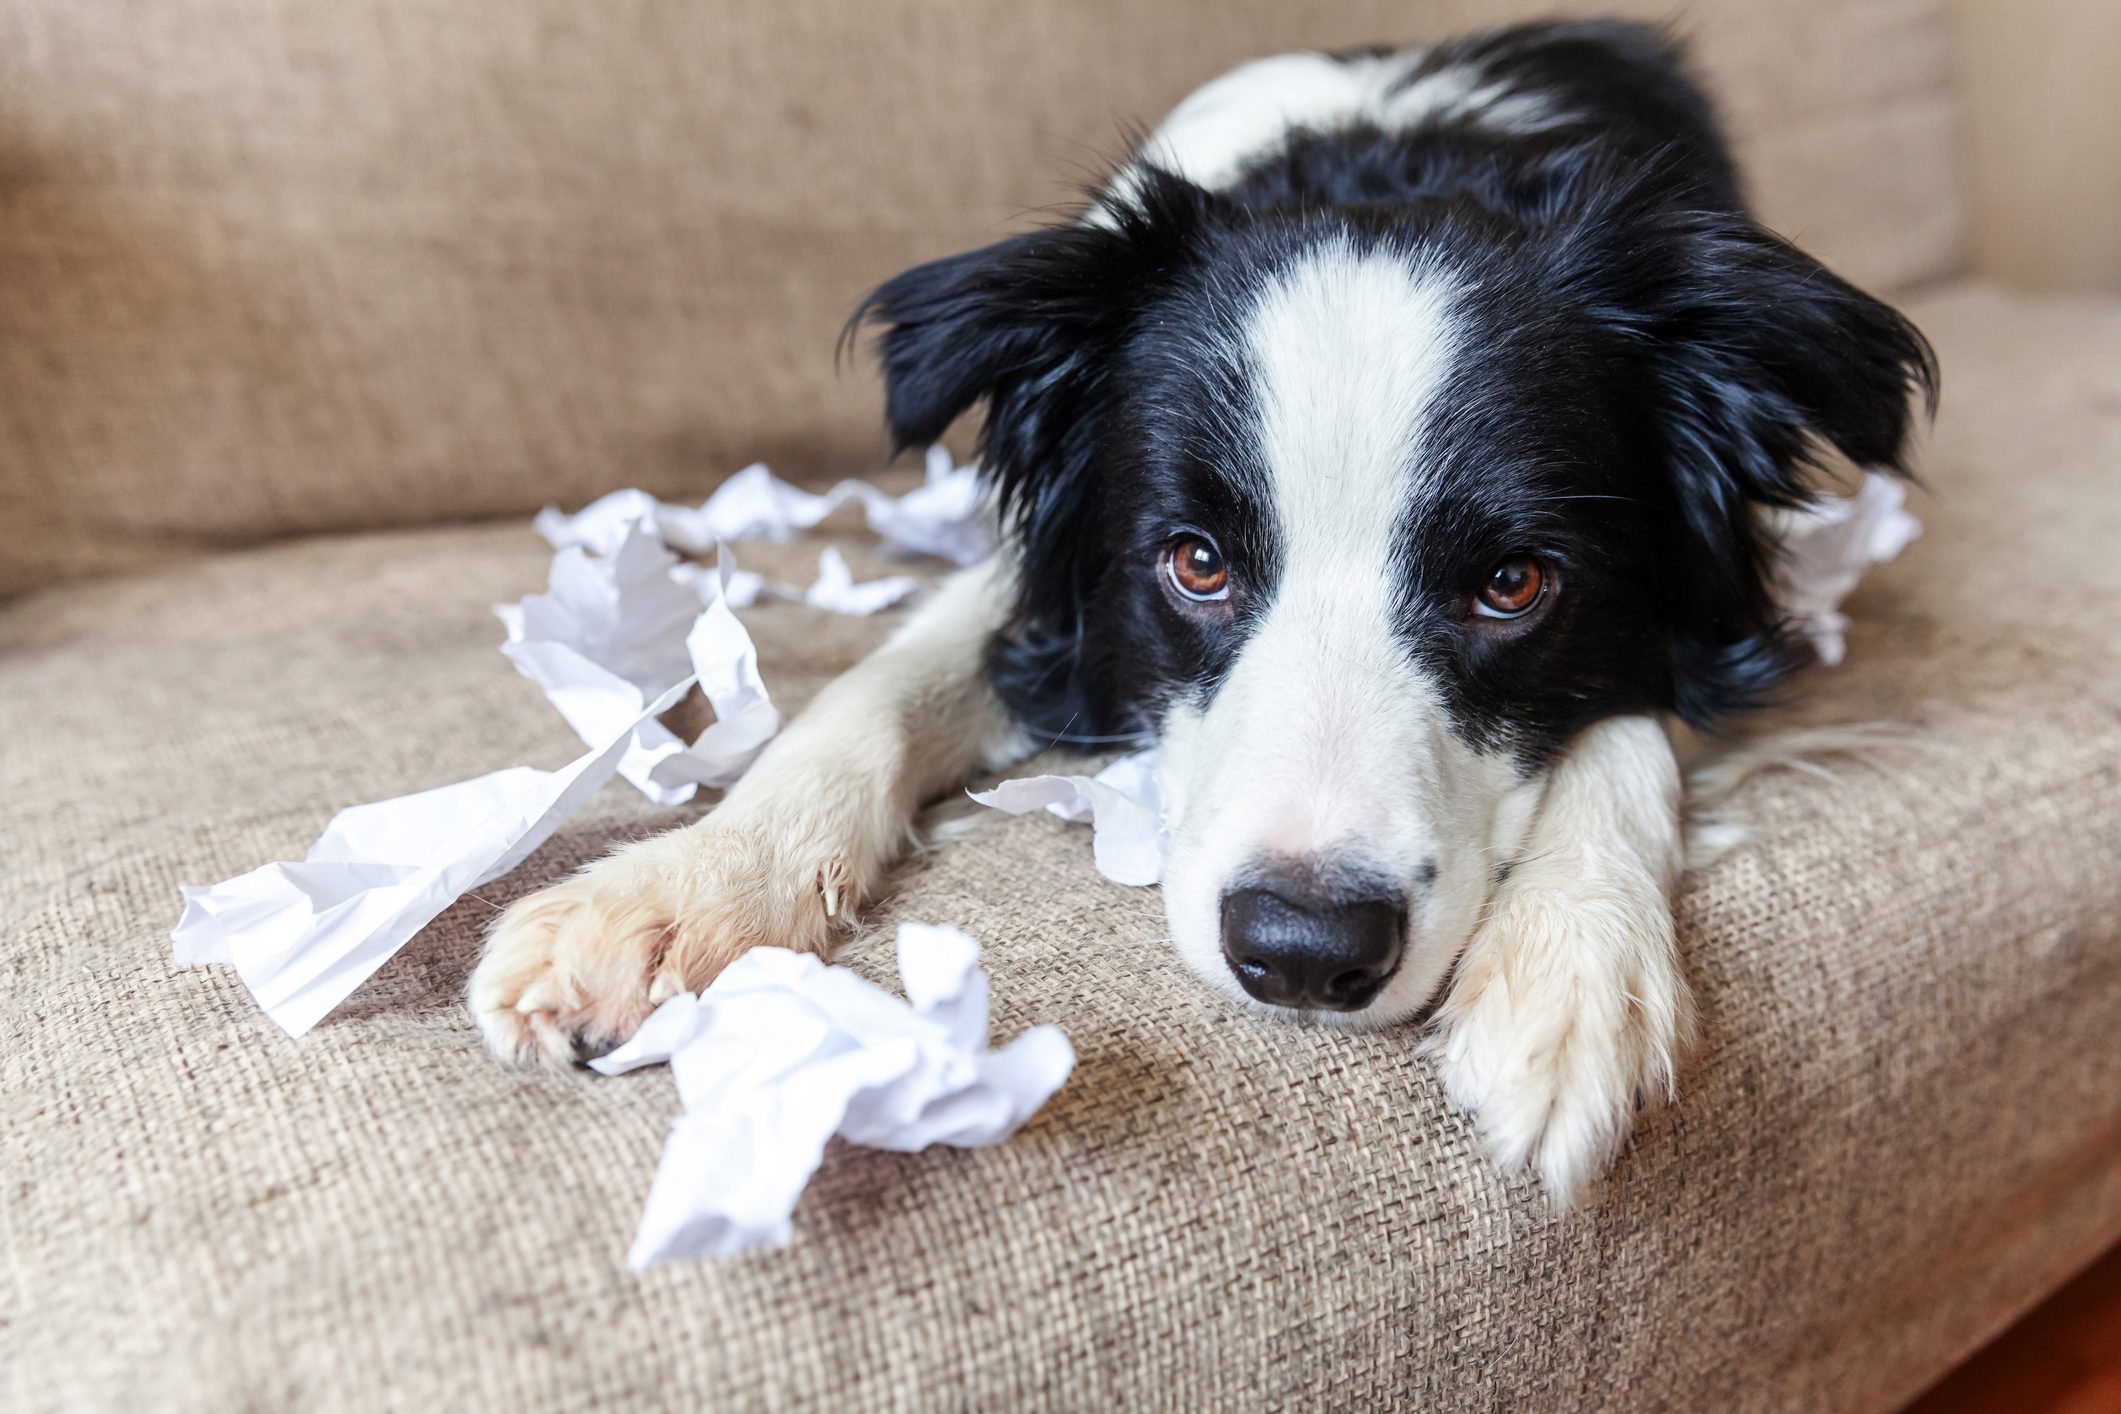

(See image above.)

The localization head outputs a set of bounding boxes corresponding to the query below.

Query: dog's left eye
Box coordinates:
[1475,556,1548,619]
[1163,536,1230,602]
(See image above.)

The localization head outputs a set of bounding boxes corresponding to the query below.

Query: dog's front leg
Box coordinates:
[1427,714,1695,1206]
[471,558,1023,1067]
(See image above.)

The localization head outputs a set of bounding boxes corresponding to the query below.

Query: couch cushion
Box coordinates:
[4,282,2114,1411]
[0,0,1964,596]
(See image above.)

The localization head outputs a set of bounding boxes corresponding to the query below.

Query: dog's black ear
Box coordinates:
[849,229,1076,456]
[848,170,1221,731]
[849,167,1217,487]
[1577,199,1939,722]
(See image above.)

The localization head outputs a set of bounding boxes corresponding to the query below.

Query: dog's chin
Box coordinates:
[1167,948,1456,1031]
[1213,955,1456,1029]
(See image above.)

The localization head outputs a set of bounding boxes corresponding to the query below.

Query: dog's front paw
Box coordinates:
[1427,880,1694,1207]
[468,814,853,1068]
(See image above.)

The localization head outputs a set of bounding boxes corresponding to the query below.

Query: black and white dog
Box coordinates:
[471,21,1934,1202]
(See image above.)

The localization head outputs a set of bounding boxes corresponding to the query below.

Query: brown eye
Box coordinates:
[1476,556,1547,619]
[1164,536,1229,602]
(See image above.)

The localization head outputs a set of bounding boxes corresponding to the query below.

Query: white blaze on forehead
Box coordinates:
[1166,243,1467,854]
[1246,240,1458,574]
[1151,238,1482,1018]
[1226,242,1459,853]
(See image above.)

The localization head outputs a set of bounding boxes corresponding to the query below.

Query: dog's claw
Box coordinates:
[818,857,854,923]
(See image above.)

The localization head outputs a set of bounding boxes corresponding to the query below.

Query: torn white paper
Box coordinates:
[1769,470,1922,666]
[715,546,923,617]
[497,525,709,722]
[838,445,994,566]
[969,749,1167,886]
[591,923,1074,1268]
[496,530,779,807]
[801,545,923,616]
[171,678,695,1038]
[175,474,929,1033]
[535,445,995,566]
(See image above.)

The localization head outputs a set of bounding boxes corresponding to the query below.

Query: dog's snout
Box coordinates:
[1219,883,1406,1012]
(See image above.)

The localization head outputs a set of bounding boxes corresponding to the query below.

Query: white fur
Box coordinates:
[1138,51,1422,194]
[1100,47,1563,214]
[1426,714,1694,1205]
[1156,241,1534,1025]
[1678,720,1921,871]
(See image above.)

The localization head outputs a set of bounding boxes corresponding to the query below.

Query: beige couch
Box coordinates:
[5,2,2118,1409]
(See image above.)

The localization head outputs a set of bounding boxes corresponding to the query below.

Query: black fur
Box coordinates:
[850,20,1937,760]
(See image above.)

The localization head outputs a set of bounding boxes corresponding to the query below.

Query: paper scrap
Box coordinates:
[716,546,922,617]
[591,923,1074,1267]
[175,465,934,1032]
[535,446,995,566]
[1769,470,1922,667]
[496,530,779,807]
[840,445,994,566]
[171,678,694,1037]
[801,545,923,616]
[969,749,1167,886]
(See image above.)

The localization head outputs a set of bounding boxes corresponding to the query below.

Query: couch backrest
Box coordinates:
[1953,0,2121,292]
[0,0,1964,596]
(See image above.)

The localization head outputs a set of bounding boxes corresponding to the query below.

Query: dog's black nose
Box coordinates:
[1219,885,1405,1011]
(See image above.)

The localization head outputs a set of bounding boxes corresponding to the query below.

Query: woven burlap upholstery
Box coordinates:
[0,0,1963,596]
[4,285,2119,1410]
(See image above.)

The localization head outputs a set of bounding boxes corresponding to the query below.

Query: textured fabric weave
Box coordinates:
[3,284,2118,1411]
[0,0,1963,595]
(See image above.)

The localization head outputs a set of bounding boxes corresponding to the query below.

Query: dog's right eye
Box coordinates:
[1163,536,1230,602]
[1475,556,1549,619]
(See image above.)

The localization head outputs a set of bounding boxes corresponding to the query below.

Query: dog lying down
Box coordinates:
[471,20,1936,1205]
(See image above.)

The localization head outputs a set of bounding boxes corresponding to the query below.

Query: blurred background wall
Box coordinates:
[1953,0,2121,291]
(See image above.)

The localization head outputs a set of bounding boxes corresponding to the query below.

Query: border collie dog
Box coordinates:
[472,21,1934,1202]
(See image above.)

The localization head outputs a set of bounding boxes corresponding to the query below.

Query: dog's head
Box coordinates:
[854,157,1934,1025]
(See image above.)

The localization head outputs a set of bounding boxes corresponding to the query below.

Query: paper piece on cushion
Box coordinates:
[714,563,794,610]
[590,923,1074,1268]
[801,546,923,615]
[968,749,1167,886]
[1767,470,1922,666]
[707,548,921,617]
[171,679,695,1038]
[498,523,705,712]
[497,532,779,806]
[530,488,651,552]
[835,445,994,566]
[534,446,996,566]
[628,595,782,799]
